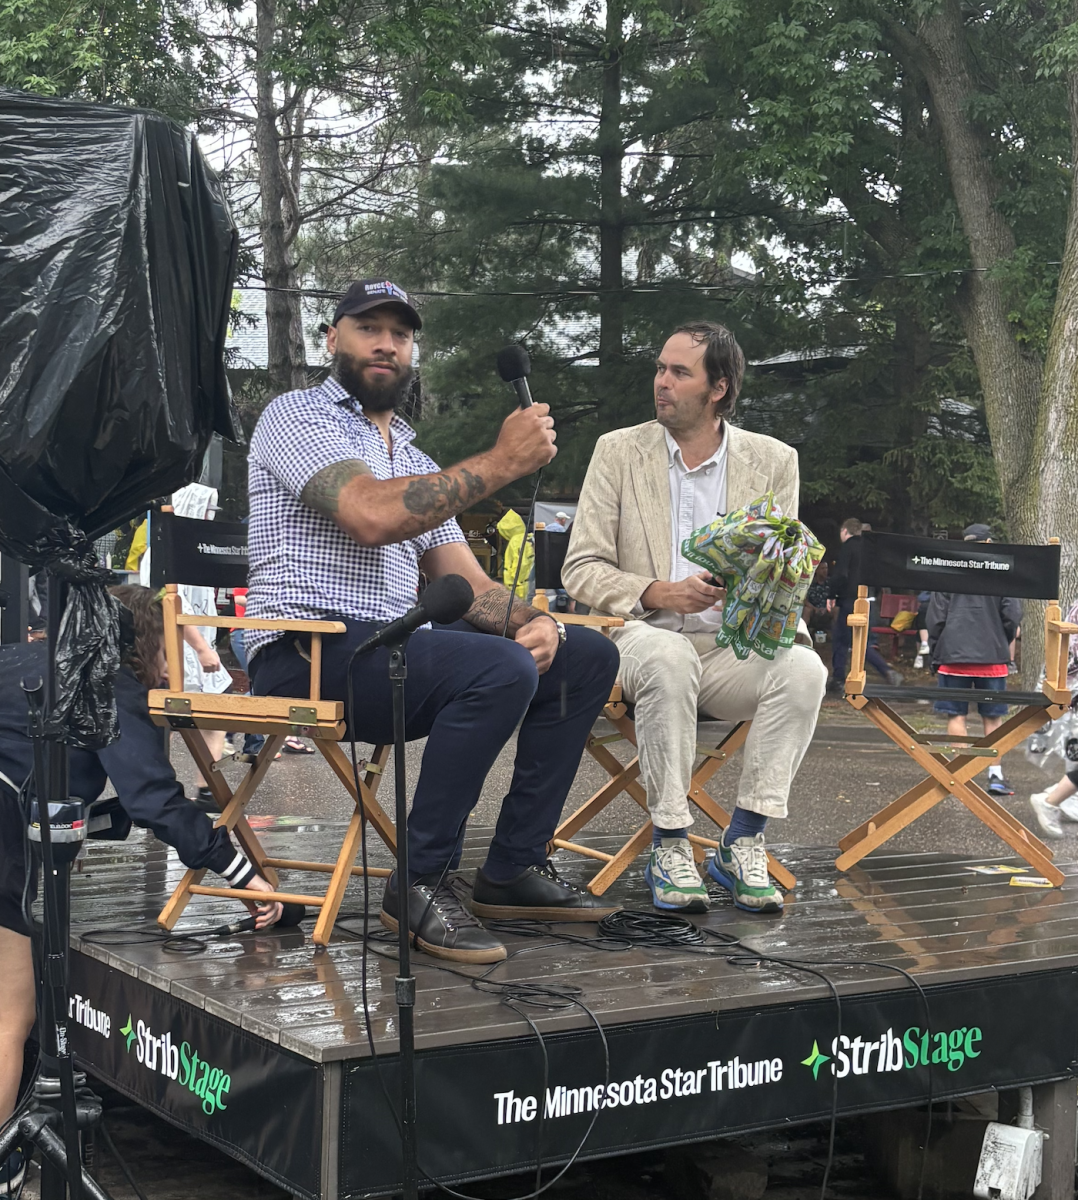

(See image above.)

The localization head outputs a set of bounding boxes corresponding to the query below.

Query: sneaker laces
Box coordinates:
[727,833,769,887]
[536,860,586,894]
[657,839,702,888]
[414,879,482,933]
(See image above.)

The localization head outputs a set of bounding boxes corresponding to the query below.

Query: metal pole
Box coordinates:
[388,641,419,1200]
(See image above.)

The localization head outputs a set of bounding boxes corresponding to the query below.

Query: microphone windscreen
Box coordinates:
[422,574,475,626]
[496,344,531,382]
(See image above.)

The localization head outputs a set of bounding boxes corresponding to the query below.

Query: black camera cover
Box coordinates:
[0,89,239,746]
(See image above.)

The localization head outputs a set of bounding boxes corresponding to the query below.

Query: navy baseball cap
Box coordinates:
[330,279,422,330]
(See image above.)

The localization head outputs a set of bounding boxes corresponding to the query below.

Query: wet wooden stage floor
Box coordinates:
[67,820,1078,1064]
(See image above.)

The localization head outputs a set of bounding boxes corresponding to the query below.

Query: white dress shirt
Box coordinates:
[648,427,729,633]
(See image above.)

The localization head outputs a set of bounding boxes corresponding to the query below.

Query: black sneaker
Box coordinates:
[987,775,1015,796]
[471,861,622,922]
[380,872,507,963]
[191,786,218,814]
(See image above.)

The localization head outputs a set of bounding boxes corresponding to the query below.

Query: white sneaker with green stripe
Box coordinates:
[707,832,783,914]
[645,837,710,913]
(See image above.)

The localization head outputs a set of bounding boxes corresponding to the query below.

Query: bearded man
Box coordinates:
[562,322,827,916]
[245,280,620,964]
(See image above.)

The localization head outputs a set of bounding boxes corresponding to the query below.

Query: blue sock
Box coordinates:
[724,808,767,846]
[652,826,689,846]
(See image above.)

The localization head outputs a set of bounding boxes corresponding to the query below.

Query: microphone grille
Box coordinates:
[422,573,475,626]
[496,344,531,382]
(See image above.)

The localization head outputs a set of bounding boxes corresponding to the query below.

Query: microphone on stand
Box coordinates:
[355,574,475,657]
[496,345,534,408]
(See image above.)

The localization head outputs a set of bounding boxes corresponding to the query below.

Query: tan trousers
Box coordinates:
[610,621,827,827]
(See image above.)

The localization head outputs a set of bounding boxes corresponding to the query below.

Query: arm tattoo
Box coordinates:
[402,467,486,522]
[464,585,540,636]
[300,459,372,518]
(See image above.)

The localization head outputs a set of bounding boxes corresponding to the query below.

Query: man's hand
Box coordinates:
[515,615,560,674]
[641,573,725,615]
[243,874,283,930]
[197,645,222,673]
[493,403,557,476]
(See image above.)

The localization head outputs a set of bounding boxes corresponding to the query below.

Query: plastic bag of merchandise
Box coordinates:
[1024,709,1078,772]
[681,492,825,661]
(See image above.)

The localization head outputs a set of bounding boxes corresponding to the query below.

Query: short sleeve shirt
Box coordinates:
[245,377,466,659]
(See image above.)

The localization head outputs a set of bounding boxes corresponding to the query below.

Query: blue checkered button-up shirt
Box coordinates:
[245,377,467,659]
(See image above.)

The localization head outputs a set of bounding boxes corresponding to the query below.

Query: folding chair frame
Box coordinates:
[150,582,396,946]
[552,700,797,896]
[839,548,1077,885]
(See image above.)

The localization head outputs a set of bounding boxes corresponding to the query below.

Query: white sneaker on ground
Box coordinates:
[1059,796,1078,823]
[1029,792,1064,839]
[914,653,924,670]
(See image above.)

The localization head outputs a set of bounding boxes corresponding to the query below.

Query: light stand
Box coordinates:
[0,574,112,1200]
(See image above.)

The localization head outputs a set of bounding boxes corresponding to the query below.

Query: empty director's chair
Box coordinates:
[532,530,797,896]
[146,510,395,945]
[839,531,1073,885]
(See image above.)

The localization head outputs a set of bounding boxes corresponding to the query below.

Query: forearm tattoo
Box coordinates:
[402,467,486,521]
[300,459,372,517]
[465,585,541,636]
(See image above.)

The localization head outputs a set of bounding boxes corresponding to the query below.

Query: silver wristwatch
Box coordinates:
[537,613,567,644]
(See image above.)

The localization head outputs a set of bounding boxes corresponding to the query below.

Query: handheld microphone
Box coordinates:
[496,345,534,408]
[355,574,475,657]
[211,901,306,937]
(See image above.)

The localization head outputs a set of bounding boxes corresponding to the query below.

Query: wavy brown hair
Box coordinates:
[108,585,165,688]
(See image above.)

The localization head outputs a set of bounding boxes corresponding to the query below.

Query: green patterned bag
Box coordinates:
[681,492,824,660]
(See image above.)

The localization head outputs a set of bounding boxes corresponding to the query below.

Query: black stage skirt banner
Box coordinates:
[68,952,322,1200]
[342,969,1078,1198]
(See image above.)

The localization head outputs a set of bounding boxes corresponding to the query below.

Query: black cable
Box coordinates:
[97,1119,150,1200]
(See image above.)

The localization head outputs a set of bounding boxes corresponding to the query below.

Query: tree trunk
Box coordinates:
[254,0,307,397]
[907,0,1043,545]
[597,0,624,374]
[1030,50,1078,675]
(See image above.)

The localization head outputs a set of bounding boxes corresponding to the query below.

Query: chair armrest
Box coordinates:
[175,615,347,633]
[557,614,625,629]
[1048,621,1078,635]
[846,614,868,627]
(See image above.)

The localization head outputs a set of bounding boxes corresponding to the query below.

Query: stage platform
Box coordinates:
[64,822,1078,1199]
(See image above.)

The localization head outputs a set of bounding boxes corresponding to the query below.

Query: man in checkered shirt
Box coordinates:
[246,279,620,963]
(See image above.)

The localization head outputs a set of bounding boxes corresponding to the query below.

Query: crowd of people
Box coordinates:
[2,275,1075,1193]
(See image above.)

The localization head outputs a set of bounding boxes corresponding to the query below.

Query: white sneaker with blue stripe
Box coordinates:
[707,832,784,914]
[645,838,710,912]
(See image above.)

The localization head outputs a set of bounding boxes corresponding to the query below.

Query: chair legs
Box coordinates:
[157,733,396,946]
[837,699,1066,885]
[552,711,798,895]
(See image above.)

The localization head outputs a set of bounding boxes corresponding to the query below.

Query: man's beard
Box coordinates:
[333,350,414,413]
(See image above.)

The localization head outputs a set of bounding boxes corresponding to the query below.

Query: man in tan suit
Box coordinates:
[563,322,827,915]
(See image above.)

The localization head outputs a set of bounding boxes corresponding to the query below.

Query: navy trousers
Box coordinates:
[249,620,619,879]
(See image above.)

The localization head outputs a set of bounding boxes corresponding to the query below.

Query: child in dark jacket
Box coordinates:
[927,524,1022,796]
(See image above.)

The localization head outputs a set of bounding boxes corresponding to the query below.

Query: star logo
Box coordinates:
[120,1015,136,1052]
[801,1040,830,1080]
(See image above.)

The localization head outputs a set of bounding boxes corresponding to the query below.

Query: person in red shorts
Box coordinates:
[927,523,1022,797]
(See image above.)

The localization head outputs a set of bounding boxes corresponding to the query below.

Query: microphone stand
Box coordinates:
[355,631,419,1200]
[387,636,420,1200]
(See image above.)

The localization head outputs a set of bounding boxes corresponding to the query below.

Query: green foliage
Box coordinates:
[0,0,207,118]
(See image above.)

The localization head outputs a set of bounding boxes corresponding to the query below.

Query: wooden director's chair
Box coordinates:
[531,529,797,896]
[839,531,1074,886]
[146,511,395,945]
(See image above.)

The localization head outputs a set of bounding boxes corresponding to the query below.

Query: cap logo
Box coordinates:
[365,280,409,303]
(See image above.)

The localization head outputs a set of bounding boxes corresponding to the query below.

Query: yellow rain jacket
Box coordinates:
[497,510,534,599]
[125,520,148,571]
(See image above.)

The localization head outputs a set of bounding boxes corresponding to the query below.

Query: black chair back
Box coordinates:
[858,532,1058,601]
[148,511,249,589]
[534,529,570,590]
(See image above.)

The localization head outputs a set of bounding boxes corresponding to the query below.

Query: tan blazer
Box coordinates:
[562,420,800,619]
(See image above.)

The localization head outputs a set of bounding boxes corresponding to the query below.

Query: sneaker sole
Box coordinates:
[470,901,621,921]
[707,863,784,915]
[379,911,507,963]
[645,865,710,913]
